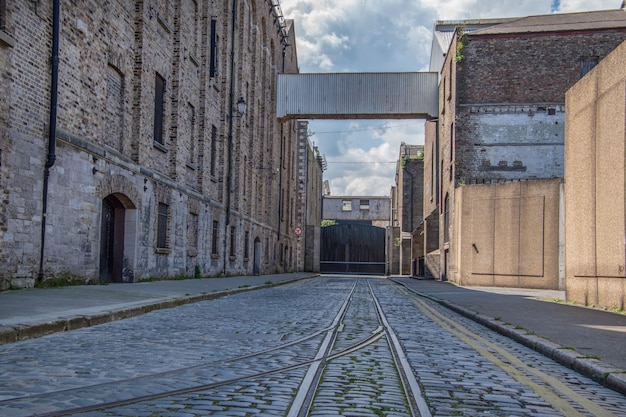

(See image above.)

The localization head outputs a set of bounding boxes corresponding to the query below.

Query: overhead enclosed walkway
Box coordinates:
[277,72,439,121]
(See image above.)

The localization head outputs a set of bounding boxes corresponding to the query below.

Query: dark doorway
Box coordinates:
[99,195,126,283]
[320,224,385,274]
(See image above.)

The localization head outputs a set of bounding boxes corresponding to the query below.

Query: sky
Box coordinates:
[278,0,622,196]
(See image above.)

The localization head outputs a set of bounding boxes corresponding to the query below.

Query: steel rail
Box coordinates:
[368,281,433,417]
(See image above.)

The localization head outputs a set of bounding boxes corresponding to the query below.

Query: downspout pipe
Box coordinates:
[223,0,238,277]
[277,44,287,269]
[38,0,60,282]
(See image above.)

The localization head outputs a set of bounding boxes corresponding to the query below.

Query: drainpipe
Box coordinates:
[38,0,60,283]
[223,0,238,277]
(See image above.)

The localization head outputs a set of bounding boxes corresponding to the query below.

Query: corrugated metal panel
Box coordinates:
[277,72,438,120]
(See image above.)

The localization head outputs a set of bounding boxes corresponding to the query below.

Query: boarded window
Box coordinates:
[210,19,218,78]
[230,226,236,257]
[359,199,370,210]
[580,56,599,78]
[443,194,450,243]
[157,203,169,249]
[105,65,124,151]
[154,73,166,144]
[211,220,219,255]
[210,125,217,177]
[0,0,6,31]
[187,212,198,250]
[342,200,352,211]
[187,103,196,164]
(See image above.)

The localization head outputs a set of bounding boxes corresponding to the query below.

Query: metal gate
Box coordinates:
[320,224,385,274]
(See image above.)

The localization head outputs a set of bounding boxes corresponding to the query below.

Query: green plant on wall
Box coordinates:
[321,219,337,227]
[455,28,466,63]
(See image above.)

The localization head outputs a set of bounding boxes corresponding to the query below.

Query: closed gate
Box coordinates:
[320,224,385,274]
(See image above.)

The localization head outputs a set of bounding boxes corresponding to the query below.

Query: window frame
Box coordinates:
[157,203,169,249]
[154,73,166,145]
[211,220,219,255]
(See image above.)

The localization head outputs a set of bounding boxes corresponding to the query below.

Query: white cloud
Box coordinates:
[280,0,621,195]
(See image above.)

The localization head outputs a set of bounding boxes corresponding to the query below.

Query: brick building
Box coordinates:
[424,8,626,285]
[0,1,317,289]
[391,143,424,275]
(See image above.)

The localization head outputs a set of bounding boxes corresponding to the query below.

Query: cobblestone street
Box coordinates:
[0,276,624,416]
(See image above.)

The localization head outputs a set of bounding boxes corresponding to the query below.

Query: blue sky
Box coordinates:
[280,0,622,196]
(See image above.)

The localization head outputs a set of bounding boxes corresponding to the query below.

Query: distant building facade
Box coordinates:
[424,9,626,287]
[322,196,391,227]
[297,121,325,273]
[565,40,626,309]
[0,1,315,289]
[391,143,424,275]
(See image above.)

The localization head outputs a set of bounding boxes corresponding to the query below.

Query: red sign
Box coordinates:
[294,226,302,237]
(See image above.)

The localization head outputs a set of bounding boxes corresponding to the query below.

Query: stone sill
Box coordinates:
[0,30,16,47]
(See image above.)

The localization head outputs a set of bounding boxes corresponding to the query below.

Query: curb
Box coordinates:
[0,277,304,347]
[391,278,626,396]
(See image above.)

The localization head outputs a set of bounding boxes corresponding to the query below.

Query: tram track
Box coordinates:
[387,281,623,417]
[19,278,428,417]
[4,276,623,417]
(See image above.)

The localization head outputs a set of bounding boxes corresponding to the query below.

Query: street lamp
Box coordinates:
[235,97,247,116]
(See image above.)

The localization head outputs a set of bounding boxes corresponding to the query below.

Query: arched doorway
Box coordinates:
[253,237,261,276]
[99,194,134,283]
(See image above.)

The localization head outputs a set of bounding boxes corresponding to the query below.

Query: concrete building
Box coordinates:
[565,40,626,309]
[323,196,391,227]
[297,121,325,273]
[424,8,626,287]
[391,143,424,276]
[0,1,316,289]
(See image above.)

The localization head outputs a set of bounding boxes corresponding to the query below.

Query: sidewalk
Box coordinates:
[392,276,626,395]
[0,273,316,344]
[1,274,624,395]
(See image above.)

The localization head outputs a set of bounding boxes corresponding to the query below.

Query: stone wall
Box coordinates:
[0,1,303,289]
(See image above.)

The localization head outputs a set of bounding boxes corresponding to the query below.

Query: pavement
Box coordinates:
[0,273,625,396]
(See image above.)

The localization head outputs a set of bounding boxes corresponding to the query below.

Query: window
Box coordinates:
[580,56,599,78]
[342,200,352,211]
[154,73,166,145]
[443,194,450,243]
[187,103,196,165]
[105,65,124,151]
[280,189,285,221]
[209,19,218,78]
[229,226,236,257]
[187,212,198,251]
[211,220,219,255]
[243,156,247,196]
[210,125,217,177]
[359,199,370,210]
[0,0,6,31]
[449,122,454,162]
[157,203,169,249]
[244,231,250,259]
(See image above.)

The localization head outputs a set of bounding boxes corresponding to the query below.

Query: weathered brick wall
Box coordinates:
[455,105,566,183]
[453,30,626,185]
[1,0,302,288]
[457,30,626,104]
[0,1,52,288]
